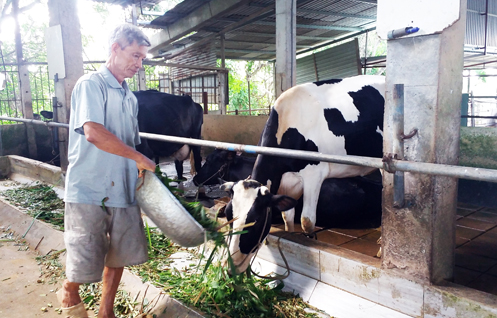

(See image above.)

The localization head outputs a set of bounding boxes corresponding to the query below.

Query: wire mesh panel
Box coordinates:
[30,65,55,116]
[0,65,21,123]
[173,73,218,112]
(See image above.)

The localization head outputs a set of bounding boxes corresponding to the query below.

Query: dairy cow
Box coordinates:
[134,90,203,180]
[221,75,385,273]
[193,150,256,185]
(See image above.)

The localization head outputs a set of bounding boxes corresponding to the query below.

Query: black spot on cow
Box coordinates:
[313,78,343,86]
[323,85,384,158]
[252,110,319,194]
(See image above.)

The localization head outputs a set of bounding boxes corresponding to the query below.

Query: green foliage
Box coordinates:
[1,183,65,230]
[135,167,321,317]
[225,60,274,115]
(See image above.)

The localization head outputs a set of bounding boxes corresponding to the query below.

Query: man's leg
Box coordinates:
[97,266,124,318]
[58,279,82,307]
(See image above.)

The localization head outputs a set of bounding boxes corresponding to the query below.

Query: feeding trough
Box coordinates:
[135,170,206,247]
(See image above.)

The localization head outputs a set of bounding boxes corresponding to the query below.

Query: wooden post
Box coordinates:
[202,91,208,114]
[13,0,37,159]
[47,0,84,172]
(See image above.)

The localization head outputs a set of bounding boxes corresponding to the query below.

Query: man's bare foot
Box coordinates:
[57,279,82,308]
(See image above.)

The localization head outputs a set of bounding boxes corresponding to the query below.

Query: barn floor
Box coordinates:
[160,158,497,299]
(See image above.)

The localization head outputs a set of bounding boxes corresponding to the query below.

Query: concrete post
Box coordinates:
[275,0,296,98]
[381,0,467,283]
[47,0,84,172]
[218,71,227,114]
[13,0,37,159]
[137,69,147,91]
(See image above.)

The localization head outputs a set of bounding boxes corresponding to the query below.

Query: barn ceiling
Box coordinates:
[138,0,377,61]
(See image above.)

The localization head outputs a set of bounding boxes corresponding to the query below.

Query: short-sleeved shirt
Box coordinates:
[64,65,141,208]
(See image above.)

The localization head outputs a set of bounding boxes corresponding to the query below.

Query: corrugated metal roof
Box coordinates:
[140,0,378,62]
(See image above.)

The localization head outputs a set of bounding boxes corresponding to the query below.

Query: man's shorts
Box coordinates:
[64,202,148,283]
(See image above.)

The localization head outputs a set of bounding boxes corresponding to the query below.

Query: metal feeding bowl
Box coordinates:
[135,170,206,247]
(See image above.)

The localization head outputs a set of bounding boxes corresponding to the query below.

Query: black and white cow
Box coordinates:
[193,150,256,185]
[134,90,203,180]
[195,149,382,225]
[221,75,385,273]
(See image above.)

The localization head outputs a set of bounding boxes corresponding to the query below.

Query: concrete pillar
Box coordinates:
[137,69,147,91]
[13,0,37,159]
[275,0,296,98]
[381,0,467,283]
[47,0,84,172]
[218,71,227,114]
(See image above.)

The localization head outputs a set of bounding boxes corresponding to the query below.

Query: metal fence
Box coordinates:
[0,62,172,124]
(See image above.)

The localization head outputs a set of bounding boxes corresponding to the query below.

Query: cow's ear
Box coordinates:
[220,182,235,192]
[271,195,297,212]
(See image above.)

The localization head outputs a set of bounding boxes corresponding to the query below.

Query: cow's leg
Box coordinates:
[172,145,191,180]
[175,160,184,180]
[278,172,303,232]
[299,166,327,234]
[191,145,202,175]
[282,208,296,232]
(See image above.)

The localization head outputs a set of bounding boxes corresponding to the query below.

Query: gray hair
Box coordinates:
[108,24,151,56]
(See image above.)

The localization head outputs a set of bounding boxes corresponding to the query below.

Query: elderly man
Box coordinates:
[57,24,156,318]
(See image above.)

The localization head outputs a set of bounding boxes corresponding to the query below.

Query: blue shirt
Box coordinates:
[64,66,141,208]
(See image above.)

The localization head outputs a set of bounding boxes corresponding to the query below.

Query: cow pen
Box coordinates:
[2,116,497,184]
[2,115,497,316]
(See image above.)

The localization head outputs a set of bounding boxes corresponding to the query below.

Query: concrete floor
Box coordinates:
[167,157,497,299]
[2,156,496,317]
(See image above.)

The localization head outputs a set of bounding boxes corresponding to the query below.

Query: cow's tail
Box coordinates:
[190,150,197,175]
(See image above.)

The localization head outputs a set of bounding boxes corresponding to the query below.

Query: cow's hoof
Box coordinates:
[301,217,315,234]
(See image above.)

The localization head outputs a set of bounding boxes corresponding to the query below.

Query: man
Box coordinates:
[57,24,156,318]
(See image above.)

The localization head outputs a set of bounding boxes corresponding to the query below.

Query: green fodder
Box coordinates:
[135,168,322,318]
[1,182,65,230]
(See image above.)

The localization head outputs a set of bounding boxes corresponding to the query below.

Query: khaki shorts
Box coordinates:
[64,203,148,283]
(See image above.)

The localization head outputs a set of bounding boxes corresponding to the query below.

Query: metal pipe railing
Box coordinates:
[0,116,68,128]
[2,116,497,184]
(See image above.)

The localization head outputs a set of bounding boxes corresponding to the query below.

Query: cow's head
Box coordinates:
[220,179,297,274]
[193,150,235,186]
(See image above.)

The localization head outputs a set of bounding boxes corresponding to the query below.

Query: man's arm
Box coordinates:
[83,121,156,173]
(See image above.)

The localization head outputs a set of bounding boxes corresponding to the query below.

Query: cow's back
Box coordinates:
[253,75,385,191]
[134,90,203,157]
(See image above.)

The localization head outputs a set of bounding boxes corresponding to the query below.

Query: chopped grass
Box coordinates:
[1,176,323,318]
[1,182,65,230]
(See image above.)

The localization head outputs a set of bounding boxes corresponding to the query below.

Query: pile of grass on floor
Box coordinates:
[1,182,65,230]
[131,168,322,318]
[3,176,323,318]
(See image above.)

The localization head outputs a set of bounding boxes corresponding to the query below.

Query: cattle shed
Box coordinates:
[4,0,497,317]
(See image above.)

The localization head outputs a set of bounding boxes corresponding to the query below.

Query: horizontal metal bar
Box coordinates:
[0,116,68,128]
[461,115,497,119]
[1,116,495,184]
[138,132,497,183]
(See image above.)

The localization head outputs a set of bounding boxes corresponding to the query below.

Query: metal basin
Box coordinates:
[135,170,206,247]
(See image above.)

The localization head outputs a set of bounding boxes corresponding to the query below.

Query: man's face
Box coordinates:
[110,40,148,82]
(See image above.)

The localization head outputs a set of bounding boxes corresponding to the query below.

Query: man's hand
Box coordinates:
[136,155,156,177]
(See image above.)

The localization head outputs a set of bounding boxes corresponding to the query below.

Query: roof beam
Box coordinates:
[298,8,375,20]
[222,30,340,41]
[155,2,277,59]
[216,17,363,31]
[254,20,363,32]
[148,0,252,55]
[218,39,311,49]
